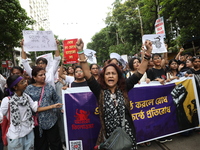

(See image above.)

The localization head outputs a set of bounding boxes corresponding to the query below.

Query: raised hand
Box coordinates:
[76,38,84,52]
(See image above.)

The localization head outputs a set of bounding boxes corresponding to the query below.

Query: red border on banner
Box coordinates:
[63,39,79,64]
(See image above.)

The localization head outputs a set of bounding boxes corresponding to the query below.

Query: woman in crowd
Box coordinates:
[0,75,38,150]
[70,66,87,87]
[24,66,63,150]
[76,38,152,149]
[126,57,147,82]
[185,58,194,69]
[166,59,184,82]
[66,66,74,76]
[90,64,100,80]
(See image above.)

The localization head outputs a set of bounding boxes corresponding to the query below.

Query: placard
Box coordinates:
[22,30,57,52]
[63,39,79,64]
[142,34,167,53]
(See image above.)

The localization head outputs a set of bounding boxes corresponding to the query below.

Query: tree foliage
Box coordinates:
[87,0,200,65]
[0,0,34,60]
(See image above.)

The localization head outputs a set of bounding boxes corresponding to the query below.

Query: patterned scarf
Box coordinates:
[9,93,33,127]
[103,89,137,149]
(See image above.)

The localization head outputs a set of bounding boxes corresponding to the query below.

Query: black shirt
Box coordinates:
[147,68,166,81]
[71,81,88,87]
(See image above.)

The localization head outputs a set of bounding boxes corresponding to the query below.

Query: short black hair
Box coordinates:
[11,66,24,74]
[152,53,162,59]
[36,57,48,65]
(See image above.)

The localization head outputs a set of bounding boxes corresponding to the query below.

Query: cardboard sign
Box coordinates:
[142,34,167,53]
[63,39,79,64]
[22,30,57,52]
[84,49,97,64]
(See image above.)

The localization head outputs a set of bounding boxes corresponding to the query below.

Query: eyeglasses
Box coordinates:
[193,56,200,59]
[75,70,83,73]
[37,62,45,65]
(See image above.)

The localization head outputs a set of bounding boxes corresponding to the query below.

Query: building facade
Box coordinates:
[19,0,50,30]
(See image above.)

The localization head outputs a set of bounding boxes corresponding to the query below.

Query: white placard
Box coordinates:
[84,49,97,64]
[142,34,167,53]
[22,30,57,52]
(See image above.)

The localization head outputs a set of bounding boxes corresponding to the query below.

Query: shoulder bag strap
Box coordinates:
[38,85,45,107]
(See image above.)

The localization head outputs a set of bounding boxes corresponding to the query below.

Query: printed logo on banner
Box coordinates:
[70,140,83,150]
[72,109,94,130]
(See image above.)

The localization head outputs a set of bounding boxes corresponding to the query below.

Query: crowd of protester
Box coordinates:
[0,38,199,150]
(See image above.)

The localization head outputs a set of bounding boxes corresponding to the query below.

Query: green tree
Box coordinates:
[0,0,34,62]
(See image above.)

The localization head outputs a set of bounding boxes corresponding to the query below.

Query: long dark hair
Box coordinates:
[128,57,141,71]
[31,66,45,83]
[168,59,179,73]
[98,63,126,92]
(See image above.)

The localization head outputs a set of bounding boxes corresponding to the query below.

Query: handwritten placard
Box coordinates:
[63,39,79,64]
[142,34,166,53]
[22,30,57,52]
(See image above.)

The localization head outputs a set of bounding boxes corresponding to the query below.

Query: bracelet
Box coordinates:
[144,56,151,60]
[77,51,84,54]
[144,52,151,58]
[78,57,88,63]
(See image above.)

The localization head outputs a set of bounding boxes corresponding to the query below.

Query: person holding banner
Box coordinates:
[20,39,61,89]
[24,67,63,150]
[146,52,168,85]
[76,38,152,149]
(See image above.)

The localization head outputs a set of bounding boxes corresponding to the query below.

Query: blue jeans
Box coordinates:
[7,130,34,150]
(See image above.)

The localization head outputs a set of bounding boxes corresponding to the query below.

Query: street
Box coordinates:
[138,130,200,150]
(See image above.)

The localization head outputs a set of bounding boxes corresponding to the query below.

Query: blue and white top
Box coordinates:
[25,83,60,130]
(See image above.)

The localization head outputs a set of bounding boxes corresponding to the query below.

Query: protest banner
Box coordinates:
[62,77,200,149]
[130,77,200,143]
[63,39,79,64]
[142,34,167,53]
[62,87,100,150]
[22,30,57,52]
[155,17,166,35]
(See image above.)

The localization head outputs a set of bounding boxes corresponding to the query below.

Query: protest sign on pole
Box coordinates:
[155,17,166,35]
[63,39,79,64]
[22,30,57,52]
[142,34,167,53]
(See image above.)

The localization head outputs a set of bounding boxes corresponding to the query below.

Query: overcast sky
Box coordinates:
[48,0,114,48]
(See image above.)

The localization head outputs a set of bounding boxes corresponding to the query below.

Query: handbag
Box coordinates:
[101,112,133,150]
[33,85,44,126]
[1,97,10,146]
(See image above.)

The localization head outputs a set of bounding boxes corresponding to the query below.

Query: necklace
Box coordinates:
[111,93,118,107]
